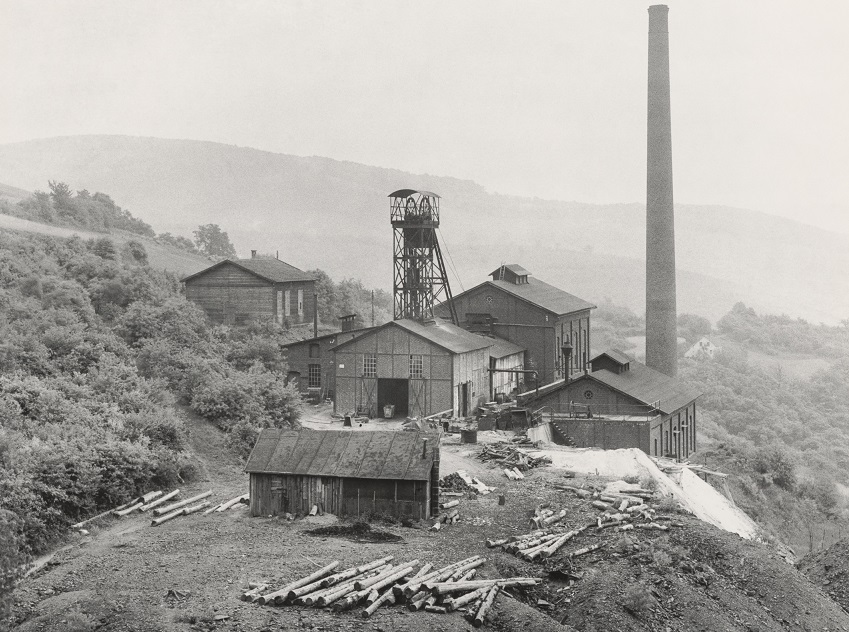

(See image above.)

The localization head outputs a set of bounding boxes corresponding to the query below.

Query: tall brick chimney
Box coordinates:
[645,4,677,378]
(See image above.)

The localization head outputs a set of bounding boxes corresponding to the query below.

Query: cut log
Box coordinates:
[439,499,460,510]
[114,502,143,517]
[315,566,390,606]
[504,468,517,480]
[362,590,395,618]
[512,467,525,479]
[140,489,179,512]
[202,503,223,515]
[257,560,340,605]
[569,543,603,558]
[338,562,419,610]
[473,585,500,628]
[153,491,213,516]
[636,523,669,531]
[543,510,567,526]
[539,525,588,559]
[428,578,540,595]
[309,504,318,516]
[591,500,612,511]
[425,605,447,614]
[73,498,138,528]
[320,556,395,588]
[352,565,397,591]
[486,538,509,548]
[140,490,163,504]
[402,557,481,597]
[216,493,249,512]
[150,507,184,526]
[444,585,488,612]
[241,583,269,601]
[407,590,431,611]
[183,501,211,515]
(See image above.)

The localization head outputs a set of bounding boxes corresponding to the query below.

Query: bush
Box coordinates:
[752,445,797,490]
[0,509,29,619]
[622,583,654,615]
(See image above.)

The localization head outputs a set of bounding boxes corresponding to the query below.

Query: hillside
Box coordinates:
[0,135,847,323]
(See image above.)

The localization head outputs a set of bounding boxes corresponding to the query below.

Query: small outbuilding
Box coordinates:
[244,428,439,519]
[182,253,316,326]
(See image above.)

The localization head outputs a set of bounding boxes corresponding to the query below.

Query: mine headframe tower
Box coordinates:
[389,189,459,325]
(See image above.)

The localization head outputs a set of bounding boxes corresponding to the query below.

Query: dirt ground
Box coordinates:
[10,412,849,632]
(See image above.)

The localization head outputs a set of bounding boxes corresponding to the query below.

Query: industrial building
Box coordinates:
[245,428,439,519]
[283,325,375,401]
[333,318,524,419]
[435,264,595,386]
[182,253,316,326]
[523,350,699,459]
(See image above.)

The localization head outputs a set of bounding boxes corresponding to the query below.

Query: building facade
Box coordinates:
[284,327,375,401]
[245,428,439,520]
[182,255,316,326]
[435,265,595,387]
[524,350,700,459]
[333,319,522,419]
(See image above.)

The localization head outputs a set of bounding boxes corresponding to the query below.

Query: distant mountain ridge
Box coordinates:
[0,135,846,323]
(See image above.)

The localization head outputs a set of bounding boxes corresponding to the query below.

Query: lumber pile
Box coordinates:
[439,470,496,495]
[246,555,540,627]
[477,443,551,476]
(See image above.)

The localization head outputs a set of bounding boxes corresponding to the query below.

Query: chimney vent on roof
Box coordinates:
[251,250,257,259]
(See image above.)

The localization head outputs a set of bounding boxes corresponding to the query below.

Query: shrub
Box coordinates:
[0,509,29,619]
[752,445,797,490]
[622,583,654,615]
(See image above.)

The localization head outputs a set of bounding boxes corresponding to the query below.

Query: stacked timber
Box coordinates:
[246,555,540,627]
[477,443,551,476]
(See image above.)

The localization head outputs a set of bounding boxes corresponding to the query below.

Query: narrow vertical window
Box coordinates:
[363,353,377,378]
[284,290,291,316]
[409,354,423,379]
[308,364,321,388]
[297,289,304,315]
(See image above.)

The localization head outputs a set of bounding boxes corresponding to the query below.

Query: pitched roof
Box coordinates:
[181,258,315,284]
[484,336,526,359]
[593,349,633,366]
[244,429,437,480]
[585,361,700,414]
[283,327,376,349]
[482,278,596,316]
[489,264,531,278]
[334,319,495,355]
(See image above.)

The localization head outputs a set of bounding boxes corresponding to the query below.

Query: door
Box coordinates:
[377,378,409,416]
[408,378,426,418]
[359,377,377,417]
[458,382,470,417]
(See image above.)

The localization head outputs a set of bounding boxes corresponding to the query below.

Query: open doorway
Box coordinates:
[377,378,409,416]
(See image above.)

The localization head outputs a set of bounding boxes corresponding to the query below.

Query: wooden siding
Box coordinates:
[492,350,525,398]
[451,347,489,416]
[249,473,430,519]
[185,261,315,325]
[334,326,456,418]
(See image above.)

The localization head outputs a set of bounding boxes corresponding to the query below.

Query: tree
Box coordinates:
[0,509,29,619]
[193,224,237,257]
[48,180,73,208]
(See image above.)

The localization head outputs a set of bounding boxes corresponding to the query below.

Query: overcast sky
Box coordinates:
[2,0,848,234]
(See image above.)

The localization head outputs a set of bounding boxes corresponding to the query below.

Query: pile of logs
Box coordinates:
[245,555,541,627]
[439,470,496,495]
[486,483,674,565]
[477,443,551,478]
[71,490,251,531]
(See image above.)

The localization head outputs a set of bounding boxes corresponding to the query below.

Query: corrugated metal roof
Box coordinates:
[486,278,596,316]
[334,319,494,355]
[584,362,700,414]
[483,336,526,359]
[284,327,376,349]
[593,349,633,365]
[244,429,437,480]
[488,264,531,277]
[181,258,315,284]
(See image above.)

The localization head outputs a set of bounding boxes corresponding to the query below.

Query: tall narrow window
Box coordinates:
[284,290,291,316]
[308,364,321,388]
[276,290,283,324]
[409,354,423,379]
[309,343,320,358]
[297,289,304,315]
[363,353,377,378]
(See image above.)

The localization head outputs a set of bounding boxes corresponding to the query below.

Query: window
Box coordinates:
[308,364,321,388]
[297,289,304,315]
[363,353,377,378]
[309,343,320,358]
[284,290,291,316]
[410,354,423,379]
[276,290,283,324]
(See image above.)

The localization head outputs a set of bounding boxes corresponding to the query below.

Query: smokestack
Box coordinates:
[645,4,677,378]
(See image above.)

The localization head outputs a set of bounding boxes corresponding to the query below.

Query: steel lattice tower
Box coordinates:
[389,189,458,324]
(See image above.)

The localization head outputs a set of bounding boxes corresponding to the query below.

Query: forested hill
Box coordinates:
[0,135,847,323]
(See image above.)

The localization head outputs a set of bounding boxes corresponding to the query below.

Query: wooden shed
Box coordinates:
[244,429,439,519]
[181,254,316,326]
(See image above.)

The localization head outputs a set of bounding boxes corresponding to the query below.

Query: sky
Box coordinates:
[1,0,848,235]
